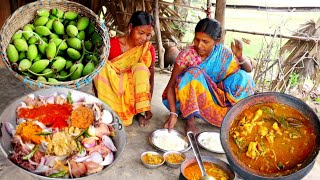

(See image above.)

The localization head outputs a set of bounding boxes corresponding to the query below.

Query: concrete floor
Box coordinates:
[0,63,319,180]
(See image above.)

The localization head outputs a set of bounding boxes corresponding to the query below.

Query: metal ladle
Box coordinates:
[187,131,215,180]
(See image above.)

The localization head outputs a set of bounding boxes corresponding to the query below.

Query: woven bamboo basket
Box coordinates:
[0,0,110,90]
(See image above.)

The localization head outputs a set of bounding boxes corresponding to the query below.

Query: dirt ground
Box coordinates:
[0,61,319,180]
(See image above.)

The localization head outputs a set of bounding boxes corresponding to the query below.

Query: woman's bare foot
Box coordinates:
[185,117,199,135]
[138,111,152,127]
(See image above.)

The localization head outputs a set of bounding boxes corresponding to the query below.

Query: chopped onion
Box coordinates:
[102,135,117,152]
[101,110,113,124]
[93,103,102,120]
[4,122,15,135]
[33,121,47,129]
[100,152,114,166]
[17,118,26,125]
[89,152,103,164]
[67,160,73,179]
[74,155,89,163]
[25,142,35,150]
[28,94,35,100]
[82,138,97,148]
[28,158,39,166]
[47,96,55,104]
[45,156,57,167]
[87,125,96,137]
[56,155,67,161]
[77,148,87,157]
[33,157,49,173]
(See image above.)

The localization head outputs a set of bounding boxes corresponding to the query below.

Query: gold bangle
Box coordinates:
[169,112,178,117]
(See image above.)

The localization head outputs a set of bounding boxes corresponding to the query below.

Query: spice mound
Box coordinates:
[71,106,94,129]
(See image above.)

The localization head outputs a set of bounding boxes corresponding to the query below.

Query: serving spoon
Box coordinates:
[187,131,215,180]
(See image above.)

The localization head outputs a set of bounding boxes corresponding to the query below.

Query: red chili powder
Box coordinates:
[18,103,73,129]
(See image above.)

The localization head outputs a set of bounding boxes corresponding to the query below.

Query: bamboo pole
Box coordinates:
[226,29,320,42]
[153,0,165,69]
[214,0,226,41]
[144,0,204,11]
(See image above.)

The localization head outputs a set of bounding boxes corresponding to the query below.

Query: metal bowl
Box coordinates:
[0,87,126,179]
[180,156,235,180]
[163,151,186,169]
[149,129,191,152]
[220,92,320,180]
[140,151,165,169]
[197,131,225,154]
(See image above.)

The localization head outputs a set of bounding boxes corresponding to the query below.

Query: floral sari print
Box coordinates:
[162,44,255,126]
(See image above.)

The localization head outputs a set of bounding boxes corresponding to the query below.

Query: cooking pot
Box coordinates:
[180,156,235,180]
[220,92,320,180]
[0,87,126,179]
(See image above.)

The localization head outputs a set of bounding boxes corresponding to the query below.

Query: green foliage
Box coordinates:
[288,73,300,88]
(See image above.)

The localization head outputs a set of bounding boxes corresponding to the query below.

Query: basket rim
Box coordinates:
[0,0,110,90]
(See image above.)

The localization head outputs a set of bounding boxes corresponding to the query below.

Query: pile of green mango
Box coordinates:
[6,8,103,83]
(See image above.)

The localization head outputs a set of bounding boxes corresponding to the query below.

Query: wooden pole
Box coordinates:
[153,0,165,69]
[214,0,226,41]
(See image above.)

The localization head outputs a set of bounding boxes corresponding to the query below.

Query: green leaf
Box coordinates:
[67,91,73,104]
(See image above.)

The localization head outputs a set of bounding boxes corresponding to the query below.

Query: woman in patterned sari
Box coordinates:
[162,18,255,134]
[93,11,155,127]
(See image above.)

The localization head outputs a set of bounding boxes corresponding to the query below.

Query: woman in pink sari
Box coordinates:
[162,18,255,134]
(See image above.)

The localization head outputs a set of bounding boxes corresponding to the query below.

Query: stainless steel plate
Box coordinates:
[149,129,191,152]
[197,131,225,154]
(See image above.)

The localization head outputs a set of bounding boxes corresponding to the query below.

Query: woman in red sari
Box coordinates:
[94,11,155,127]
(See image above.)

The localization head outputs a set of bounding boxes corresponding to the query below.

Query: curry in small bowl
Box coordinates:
[221,92,320,179]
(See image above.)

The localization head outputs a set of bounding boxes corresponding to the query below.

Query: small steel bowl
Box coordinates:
[163,151,186,168]
[140,151,165,169]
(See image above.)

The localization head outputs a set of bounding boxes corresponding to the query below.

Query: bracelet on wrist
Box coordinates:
[169,112,178,117]
[238,59,247,65]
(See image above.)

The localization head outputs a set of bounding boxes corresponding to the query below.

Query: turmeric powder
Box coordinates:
[16,121,48,144]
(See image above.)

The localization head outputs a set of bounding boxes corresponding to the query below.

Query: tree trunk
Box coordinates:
[214,0,226,42]
[153,0,164,69]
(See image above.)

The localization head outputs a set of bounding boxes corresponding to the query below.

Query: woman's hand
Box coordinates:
[231,39,243,59]
[164,114,178,132]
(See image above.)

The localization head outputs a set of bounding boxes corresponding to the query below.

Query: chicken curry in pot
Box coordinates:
[229,103,316,176]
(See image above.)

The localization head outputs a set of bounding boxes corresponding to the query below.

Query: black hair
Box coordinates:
[129,11,155,28]
[195,18,221,40]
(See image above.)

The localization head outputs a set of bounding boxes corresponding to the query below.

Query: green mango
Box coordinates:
[50,38,68,50]
[77,31,85,41]
[23,24,33,40]
[37,8,49,17]
[42,68,54,78]
[67,48,81,60]
[46,41,56,60]
[84,40,92,51]
[14,39,28,51]
[52,8,64,18]
[52,56,66,72]
[49,15,58,20]
[41,37,48,43]
[34,54,42,62]
[67,38,82,51]
[70,63,84,80]
[27,44,38,61]
[92,55,99,65]
[69,21,77,26]
[49,33,59,39]
[86,21,95,35]
[77,17,89,31]
[37,76,47,82]
[64,11,78,20]
[19,59,32,71]
[6,44,19,63]
[91,32,102,46]
[30,59,49,73]
[27,36,39,45]
[34,16,49,26]
[48,78,59,83]
[65,60,73,69]
[66,25,78,37]
[19,52,26,60]
[35,26,51,36]
[82,62,95,76]
[46,19,55,30]
[38,41,48,55]
[11,31,23,41]
[53,20,65,35]
[57,70,68,81]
